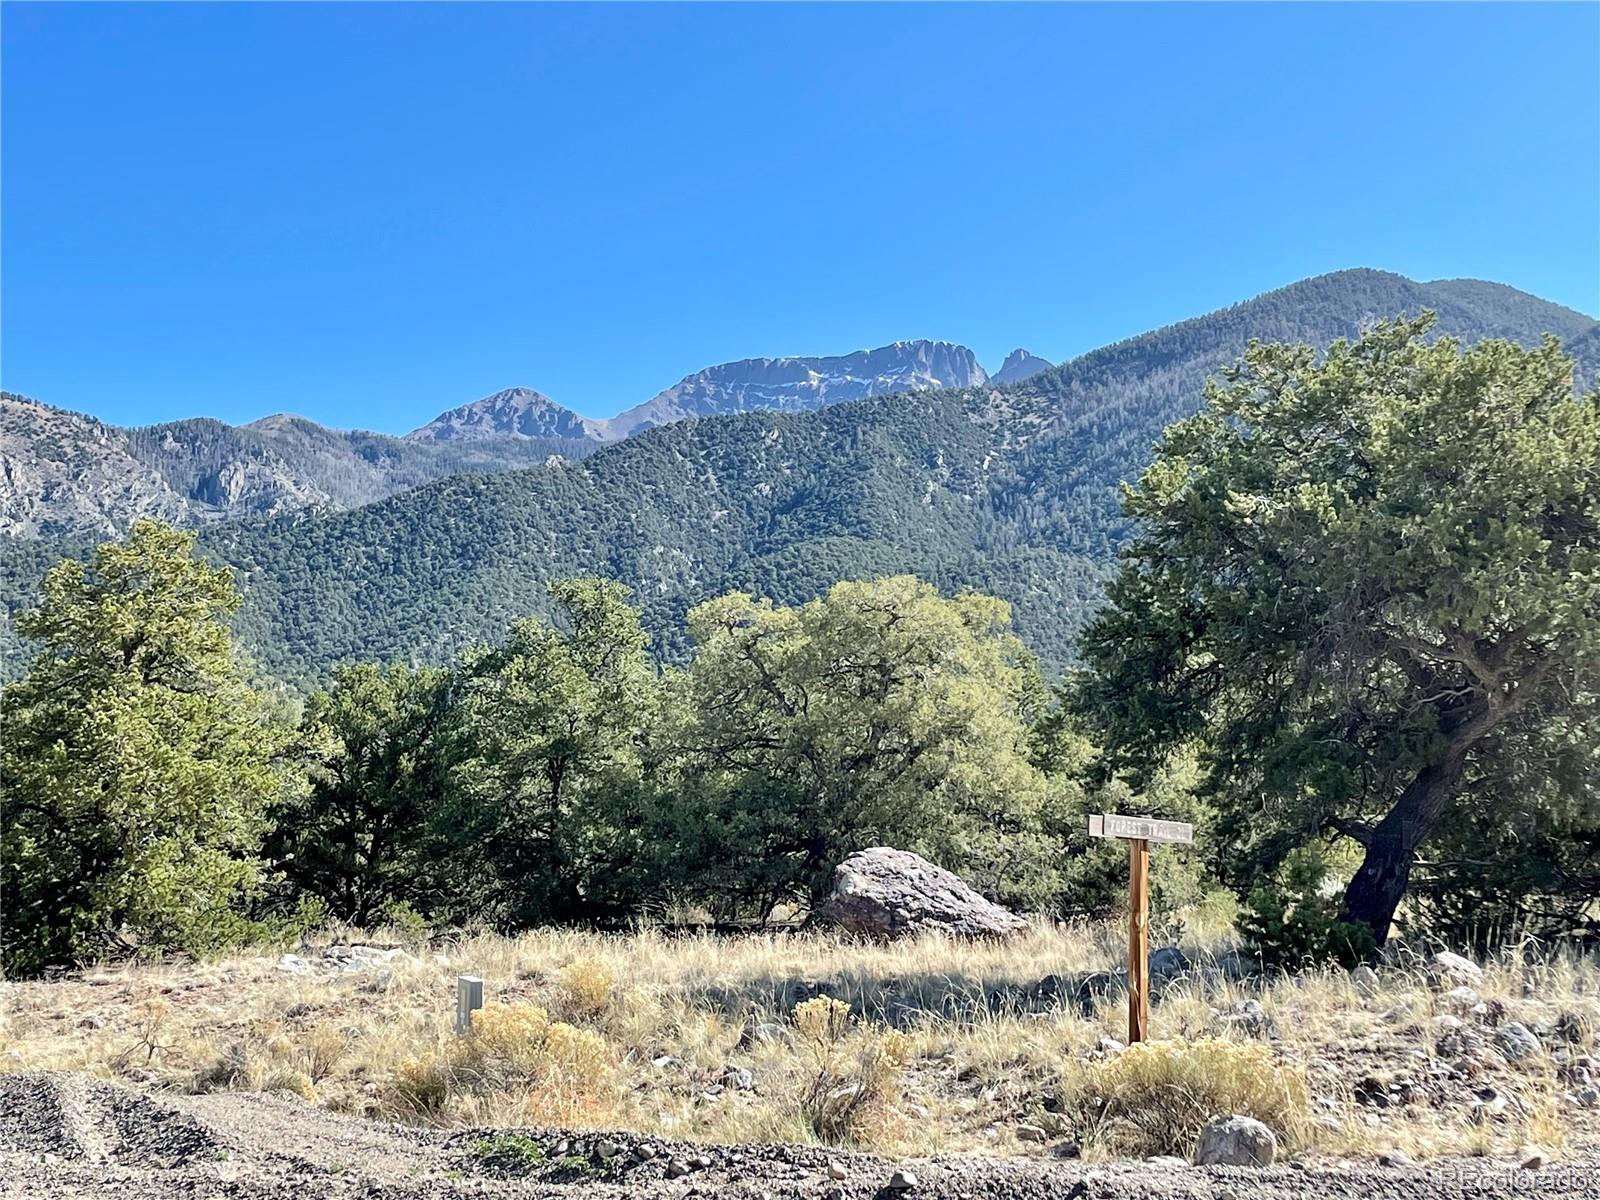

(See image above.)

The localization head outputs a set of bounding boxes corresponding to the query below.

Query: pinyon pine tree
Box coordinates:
[1079,316,1600,945]
[1,521,290,975]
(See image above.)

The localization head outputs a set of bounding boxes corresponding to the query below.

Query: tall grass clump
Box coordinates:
[791,996,908,1147]
[389,1002,615,1125]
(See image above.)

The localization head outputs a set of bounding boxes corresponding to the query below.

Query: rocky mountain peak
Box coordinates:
[406,387,603,443]
[990,349,1054,386]
[601,339,989,438]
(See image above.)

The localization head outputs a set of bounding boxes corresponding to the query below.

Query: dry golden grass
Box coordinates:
[3,920,1597,1162]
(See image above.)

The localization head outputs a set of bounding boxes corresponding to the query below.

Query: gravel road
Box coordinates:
[3,1071,1595,1199]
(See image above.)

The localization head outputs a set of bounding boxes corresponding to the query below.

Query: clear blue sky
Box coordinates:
[3,2,1597,433]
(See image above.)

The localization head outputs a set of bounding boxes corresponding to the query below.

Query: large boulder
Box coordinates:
[814,848,1028,939]
[1427,951,1485,990]
[1193,1114,1277,1166]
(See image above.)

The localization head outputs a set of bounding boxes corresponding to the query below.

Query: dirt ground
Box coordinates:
[4,1070,1598,1200]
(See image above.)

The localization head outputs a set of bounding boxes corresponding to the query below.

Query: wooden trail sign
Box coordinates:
[1088,812,1194,1043]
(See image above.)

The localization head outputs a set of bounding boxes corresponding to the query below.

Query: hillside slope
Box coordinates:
[5,270,1595,683]
[0,396,591,537]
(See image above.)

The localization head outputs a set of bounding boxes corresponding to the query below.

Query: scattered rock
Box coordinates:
[1194,1114,1277,1167]
[1379,1150,1417,1168]
[1520,1150,1547,1170]
[1573,1085,1600,1109]
[324,944,412,972]
[813,847,1028,939]
[1220,998,1269,1037]
[1444,986,1484,1015]
[595,1139,619,1160]
[1495,1023,1541,1063]
[1015,1123,1048,1143]
[722,1066,755,1091]
[887,1167,919,1190]
[75,1016,105,1030]
[1427,951,1485,990]
[1470,1087,1509,1122]
[1351,964,1380,997]
[826,1159,847,1180]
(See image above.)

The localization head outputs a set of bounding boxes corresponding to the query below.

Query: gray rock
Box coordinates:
[813,847,1028,939]
[826,1159,847,1180]
[1495,1022,1541,1063]
[1220,998,1269,1036]
[1444,986,1484,1014]
[1351,964,1380,997]
[1149,947,1190,977]
[1427,951,1485,989]
[887,1167,919,1190]
[1194,1114,1278,1167]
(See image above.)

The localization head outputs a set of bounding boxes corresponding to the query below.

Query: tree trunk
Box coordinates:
[1338,750,1468,945]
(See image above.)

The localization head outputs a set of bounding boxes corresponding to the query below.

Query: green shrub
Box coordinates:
[1237,853,1375,969]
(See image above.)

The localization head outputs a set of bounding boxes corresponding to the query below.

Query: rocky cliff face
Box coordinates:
[990,349,1054,386]
[0,393,580,538]
[0,396,207,537]
[602,340,989,437]
[404,387,604,443]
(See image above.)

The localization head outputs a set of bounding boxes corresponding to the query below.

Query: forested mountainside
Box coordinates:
[3,269,1594,685]
[0,396,591,538]
[3,341,1005,537]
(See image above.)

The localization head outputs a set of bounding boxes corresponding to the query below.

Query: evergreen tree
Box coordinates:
[1078,317,1600,945]
[1,521,290,975]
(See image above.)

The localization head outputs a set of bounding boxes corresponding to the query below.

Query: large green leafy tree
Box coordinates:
[658,576,1064,918]
[442,578,657,926]
[1,521,291,975]
[268,662,455,926]
[1078,317,1600,945]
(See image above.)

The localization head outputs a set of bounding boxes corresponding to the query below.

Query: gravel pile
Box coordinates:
[3,1070,1598,1200]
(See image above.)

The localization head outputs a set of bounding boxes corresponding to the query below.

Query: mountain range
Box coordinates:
[403,340,1001,443]
[1,340,1036,536]
[2,269,1595,683]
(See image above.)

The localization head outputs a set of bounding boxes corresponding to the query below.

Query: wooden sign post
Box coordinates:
[1088,813,1195,1043]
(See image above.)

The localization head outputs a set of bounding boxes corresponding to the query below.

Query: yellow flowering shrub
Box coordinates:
[1061,1037,1311,1158]
[557,959,615,1020]
[791,996,909,1146]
